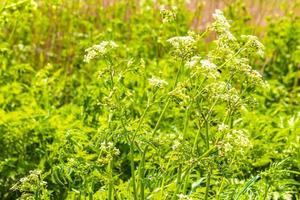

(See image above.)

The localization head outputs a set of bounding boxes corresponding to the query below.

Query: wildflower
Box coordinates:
[218,123,229,132]
[167,36,195,49]
[211,9,237,50]
[211,9,231,33]
[172,139,181,150]
[283,193,293,200]
[201,59,221,79]
[241,35,265,57]
[200,59,217,70]
[160,7,176,23]
[19,177,28,183]
[148,76,168,88]
[231,130,250,147]
[187,58,220,79]
[177,193,192,200]
[185,56,201,68]
[272,192,280,200]
[100,142,120,157]
[84,41,118,63]
[169,82,190,102]
[246,69,265,86]
[167,36,196,59]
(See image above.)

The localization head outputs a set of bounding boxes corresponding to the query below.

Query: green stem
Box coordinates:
[172,164,182,200]
[130,142,138,200]
[204,117,210,149]
[183,105,190,139]
[140,58,184,199]
[192,128,201,154]
[139,149,147,200]
[204,163,212,200]
[219,41,250,69]
[108,158,114,200]
[182,169,190,195]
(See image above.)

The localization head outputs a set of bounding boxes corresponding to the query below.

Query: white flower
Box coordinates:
[169,83,190,102]
[246,69,265,86]
[241,35,265,57]
[199,59,220,79]
[185,56,201,68]
[218,123,229,132]
[148,76,168,88]
[84,41,118,63]
[283,193,293,200]
[200,59,217,70]
[177,194,192,200]
[272,192,280,200]
[172,140,181,150]
[167,36,195,49]
[212,9,231,33]
[20,177,28,183]
[160,7,176,23]
[167,36,196,59]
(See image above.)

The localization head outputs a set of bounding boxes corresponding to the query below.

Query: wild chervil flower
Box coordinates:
[241,35,265,57]
[211,9,231,33]
[148,76,168,88]
[185,56,201,68]
[84,41,118,63]
[167,36,196,59]
[160,7,176,23]
[167,36,195,49]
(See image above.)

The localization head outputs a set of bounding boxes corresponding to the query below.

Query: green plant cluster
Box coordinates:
[0,0,299,199]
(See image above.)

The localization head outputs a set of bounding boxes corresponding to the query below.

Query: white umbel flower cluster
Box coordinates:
[148,76,168,88]
[186,57,220,79]
[241,35,265,57]
[84,41,118,63]
[160,7,176,23]
[212,9,231,33]
[218,129,251,156]
[185,56,201,68]
[167,36,196,59]
[206,81,240,103]
[167,36,195,49]
[200,59,218,70]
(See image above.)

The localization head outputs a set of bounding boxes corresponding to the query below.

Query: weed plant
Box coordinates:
[0,0,299,199]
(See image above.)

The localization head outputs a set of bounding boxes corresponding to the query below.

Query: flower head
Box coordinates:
[200,59,220,79]
[185,56,201,68]
[167,36,196,60]
[84,41,118,63]
[160,7,176,23]
[211,9,231,33]
[241,35,265,57]
[148,76,168,88]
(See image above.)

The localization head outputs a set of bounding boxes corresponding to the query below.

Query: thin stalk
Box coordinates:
[204,163,212,200]
[192,128,201,154]
[130,142,138,200]
[219,41,250,69]
[216,177,225,200]
[160,158,172,198]
[183,105,190,139]
[172,164,182,200]
[204,118,209,149]
[139,58,184,199]
[108,158,114,200]
[182,169,190,194]
[139,149,146,200]
[263,182,270,200]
